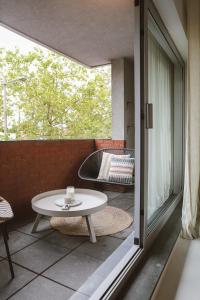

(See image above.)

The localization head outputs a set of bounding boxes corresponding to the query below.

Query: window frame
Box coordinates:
[90,1,185,299]
[145,2,185,236]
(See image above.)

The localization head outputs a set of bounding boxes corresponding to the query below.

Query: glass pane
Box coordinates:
[147,32,173,220]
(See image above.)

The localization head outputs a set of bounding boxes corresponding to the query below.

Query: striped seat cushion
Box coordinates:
[0,197,14,221]
[98,152,130,180]
[108,157,134,184]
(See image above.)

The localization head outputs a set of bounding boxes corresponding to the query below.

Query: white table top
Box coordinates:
[32,189,107,217]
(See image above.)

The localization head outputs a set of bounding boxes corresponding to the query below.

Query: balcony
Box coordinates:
[0,138,134,299]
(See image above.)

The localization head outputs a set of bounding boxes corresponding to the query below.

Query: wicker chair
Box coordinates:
[78,148,135,186]
[0,197,14,278]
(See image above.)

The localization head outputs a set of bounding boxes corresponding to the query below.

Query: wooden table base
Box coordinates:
[32,213,97,243]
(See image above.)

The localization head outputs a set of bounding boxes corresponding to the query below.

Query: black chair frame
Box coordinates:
[78,148,135,186]
[0,222,14,278]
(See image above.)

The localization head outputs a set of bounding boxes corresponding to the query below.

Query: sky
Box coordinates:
[0,25,45,53]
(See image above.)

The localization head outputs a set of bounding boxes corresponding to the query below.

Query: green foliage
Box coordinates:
[0,47,111,140]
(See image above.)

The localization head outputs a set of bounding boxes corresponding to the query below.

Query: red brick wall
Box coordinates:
[0,139,127,219]
[95,139,126,150]
[0,140,95,218]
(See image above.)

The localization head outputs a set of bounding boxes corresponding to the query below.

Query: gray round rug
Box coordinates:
[50,206,133,236]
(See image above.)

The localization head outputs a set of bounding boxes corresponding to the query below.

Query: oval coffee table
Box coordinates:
[31,189,107,243]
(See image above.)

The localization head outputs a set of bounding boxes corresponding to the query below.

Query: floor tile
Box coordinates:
[76,236,123,260]
[111,207,134,239]
[11,240,70,273]
[0,231,37,257]
[79,236,138,297]
[43,251,102,290]
[110,205,134,239]
[17,217,53,238]
[123,191,135,197]
[44,231,87,250]
[127,205,134,216]
[9,276,74,300]
[109,194,134,211]
[102,191,121,200]
[111,222,134,240]
[0,260,36,299]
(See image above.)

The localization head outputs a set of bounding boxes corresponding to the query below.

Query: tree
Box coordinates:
[0,47,111,140]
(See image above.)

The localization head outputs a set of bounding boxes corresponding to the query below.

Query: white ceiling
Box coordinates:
[0,0,135,67]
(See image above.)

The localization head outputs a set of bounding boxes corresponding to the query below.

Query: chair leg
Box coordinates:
[1,223,14,278]
[4,225,9,240]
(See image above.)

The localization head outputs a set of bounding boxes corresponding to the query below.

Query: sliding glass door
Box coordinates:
[142,5,184,231]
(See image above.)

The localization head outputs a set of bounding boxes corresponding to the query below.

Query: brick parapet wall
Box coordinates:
[0,139,126,218]
[95,139,126,150]
[0,140,95,217]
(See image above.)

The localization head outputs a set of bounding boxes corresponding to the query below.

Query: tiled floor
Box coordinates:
[0,190,134,300]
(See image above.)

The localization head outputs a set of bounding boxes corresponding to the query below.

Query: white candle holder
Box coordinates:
[65,186,75,204]
[55,187,82,208]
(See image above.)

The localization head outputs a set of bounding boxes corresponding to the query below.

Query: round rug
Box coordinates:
[50,206,133,236]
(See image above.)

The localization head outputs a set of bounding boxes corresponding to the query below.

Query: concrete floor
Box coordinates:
[0,190,134,300]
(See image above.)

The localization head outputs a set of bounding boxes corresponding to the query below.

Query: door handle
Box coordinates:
[146,103,153,129]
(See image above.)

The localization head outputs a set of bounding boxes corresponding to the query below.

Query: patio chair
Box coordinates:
[78,148,135,186]
[0,197,14,278]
